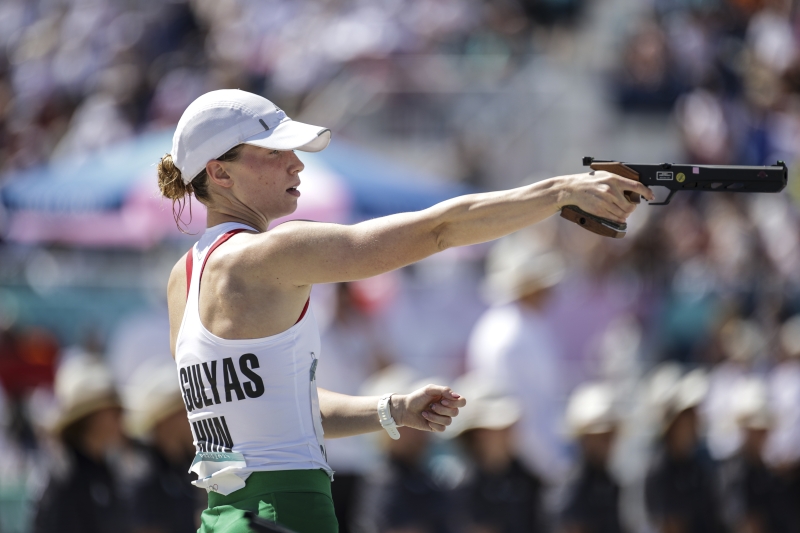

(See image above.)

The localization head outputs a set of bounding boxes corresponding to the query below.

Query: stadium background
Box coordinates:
[0,0,799,531]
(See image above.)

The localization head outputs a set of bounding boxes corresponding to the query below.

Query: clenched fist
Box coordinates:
[391,384,467,433]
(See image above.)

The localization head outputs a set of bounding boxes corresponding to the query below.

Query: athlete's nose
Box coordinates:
[287,150,304,175]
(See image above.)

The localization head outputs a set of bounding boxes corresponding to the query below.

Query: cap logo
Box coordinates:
[259,119,269,131]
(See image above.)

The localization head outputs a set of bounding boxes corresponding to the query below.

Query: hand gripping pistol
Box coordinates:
[560,157,788,238]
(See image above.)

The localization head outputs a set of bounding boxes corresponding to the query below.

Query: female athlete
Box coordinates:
[158,89,654,533]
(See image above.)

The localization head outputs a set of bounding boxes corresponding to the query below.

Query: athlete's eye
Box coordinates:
[270,149,280,155]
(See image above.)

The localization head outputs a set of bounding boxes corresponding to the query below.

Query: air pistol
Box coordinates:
[560,157,788,238]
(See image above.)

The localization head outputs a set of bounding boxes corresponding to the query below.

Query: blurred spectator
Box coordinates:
[446,371,545,533]
[1,0,800,531]
[0,325,57,450]
[559,382,625,533]
[704,318,766,461]
[316,283,384,533]
[517,0,587,26]
[645,369,726,533]
[355,366,456,533]
[766,314,800,467]
[124,362,202,533]
[0,326,57,400]
[614,18,684,112]
[467,235,569,483]
[675,89,733,164]
[378,254,485,382]
[720,377,800,533]
[32,355,130,533]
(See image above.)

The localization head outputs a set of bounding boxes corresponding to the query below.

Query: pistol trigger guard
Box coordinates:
[648,188,676,206]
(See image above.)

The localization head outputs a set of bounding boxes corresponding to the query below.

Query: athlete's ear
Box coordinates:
[206,159,234,189]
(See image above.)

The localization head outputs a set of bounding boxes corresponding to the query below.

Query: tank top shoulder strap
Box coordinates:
[183,223,310,326]
[185,228,247,300]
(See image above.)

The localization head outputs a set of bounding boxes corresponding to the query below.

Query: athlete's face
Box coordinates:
[220,144,305,220]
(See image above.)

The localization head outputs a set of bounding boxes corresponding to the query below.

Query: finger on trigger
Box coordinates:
[635,182,655,201]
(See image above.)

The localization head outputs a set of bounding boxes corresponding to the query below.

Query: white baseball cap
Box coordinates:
[171,89,331,184]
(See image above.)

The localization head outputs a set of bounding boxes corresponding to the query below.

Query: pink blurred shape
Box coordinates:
[6,156,352,248]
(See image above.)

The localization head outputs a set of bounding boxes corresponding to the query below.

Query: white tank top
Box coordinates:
[175,222,331,495]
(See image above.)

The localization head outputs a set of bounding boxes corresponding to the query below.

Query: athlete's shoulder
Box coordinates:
[168,250,189,295]
[238,220,337,255]
[266,219,330,238]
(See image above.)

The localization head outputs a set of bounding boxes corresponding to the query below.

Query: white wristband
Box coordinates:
[377,393,401,440]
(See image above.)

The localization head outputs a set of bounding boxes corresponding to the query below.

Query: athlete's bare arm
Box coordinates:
[245,172,654,286]
[166,169,651,432]
[318,386,465,436]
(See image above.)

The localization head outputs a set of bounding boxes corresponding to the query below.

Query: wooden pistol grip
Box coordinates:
[590,162,641,204]
[560,205,626,239]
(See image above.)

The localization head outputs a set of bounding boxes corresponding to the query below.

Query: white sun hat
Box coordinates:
[481,236,565,306]
[442,372,521,439]
[172,89,331,184]
[720,318,765,363]
[659,368,709,431]
[779,314,800,358]
[50,355,121,436]
[123,361,186,439]
[565,382,617,437]
[731,377,772,430]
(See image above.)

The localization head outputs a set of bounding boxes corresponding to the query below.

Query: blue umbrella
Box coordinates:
[1,129,474,219]
[318,141,474,218]
[1,131,172,212]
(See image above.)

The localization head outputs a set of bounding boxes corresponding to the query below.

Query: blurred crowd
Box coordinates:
[1,0,800,532]
[616,0,800,172]
[4,240,800,533]
[0,0,584,182]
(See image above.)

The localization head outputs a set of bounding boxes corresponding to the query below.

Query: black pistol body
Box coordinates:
[584,157,787,205]
[563,158,790,238]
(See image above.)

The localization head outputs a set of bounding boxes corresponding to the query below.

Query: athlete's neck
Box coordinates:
[206,210,267,233]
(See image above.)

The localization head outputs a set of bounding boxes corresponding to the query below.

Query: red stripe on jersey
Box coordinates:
[200,229,247,282]
[192,228,309,324]
[295,298,310,325]
[186,229,244,302]
[185,248,194,300]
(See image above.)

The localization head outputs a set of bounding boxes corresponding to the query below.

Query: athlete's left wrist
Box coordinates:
[390,394,407,427]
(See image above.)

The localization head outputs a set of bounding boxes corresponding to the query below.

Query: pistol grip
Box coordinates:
[590,162,642,204]
[560,205,627,239]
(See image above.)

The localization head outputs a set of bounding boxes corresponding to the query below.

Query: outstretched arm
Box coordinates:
[249,171,654,286]
[318,385,465,439]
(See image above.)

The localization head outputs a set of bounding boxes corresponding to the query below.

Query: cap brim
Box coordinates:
[244,119,331,152]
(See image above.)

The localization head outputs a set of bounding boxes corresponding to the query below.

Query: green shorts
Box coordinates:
[199,469,338,533]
